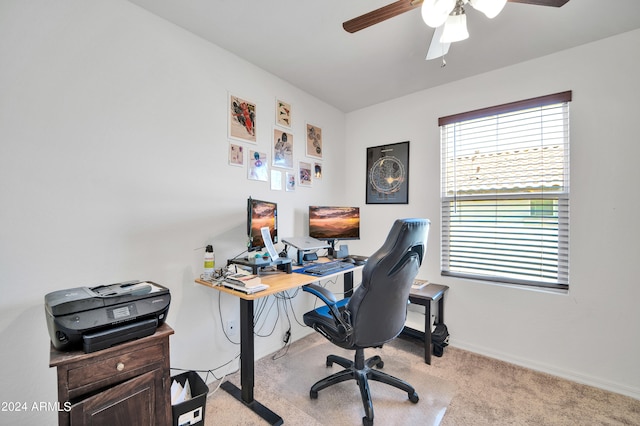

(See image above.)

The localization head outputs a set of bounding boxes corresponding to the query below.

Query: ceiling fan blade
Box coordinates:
[343,0,424,33]
[425,25,450,60]
[507,0,570,7]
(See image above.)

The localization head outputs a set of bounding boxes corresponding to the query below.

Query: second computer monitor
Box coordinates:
[308,206,360,249]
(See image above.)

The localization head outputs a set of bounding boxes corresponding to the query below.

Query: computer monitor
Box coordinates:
[247,197,278,252]
[308,206,360,252]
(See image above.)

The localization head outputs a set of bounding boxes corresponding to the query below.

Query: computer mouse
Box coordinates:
[342,257,356,264]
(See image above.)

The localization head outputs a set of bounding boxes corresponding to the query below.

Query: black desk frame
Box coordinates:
[218,270,355,425]
[220,298,283,424]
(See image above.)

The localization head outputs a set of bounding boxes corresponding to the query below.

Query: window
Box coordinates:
[440,91,571,290]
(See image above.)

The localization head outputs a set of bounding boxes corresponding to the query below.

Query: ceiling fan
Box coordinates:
[344,0,570,62]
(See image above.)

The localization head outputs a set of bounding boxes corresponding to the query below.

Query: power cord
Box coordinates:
[170,352,240,398]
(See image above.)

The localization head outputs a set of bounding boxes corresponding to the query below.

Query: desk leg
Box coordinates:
[240,298,255,402]
[424,300,432,365]
[344,270,354,297]
[220,298,283,425]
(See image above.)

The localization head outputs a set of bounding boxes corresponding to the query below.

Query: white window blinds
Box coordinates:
[440,91,571,289]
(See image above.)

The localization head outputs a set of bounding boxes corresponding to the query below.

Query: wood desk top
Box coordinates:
[195,262,364,300]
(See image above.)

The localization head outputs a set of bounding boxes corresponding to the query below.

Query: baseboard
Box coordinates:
[451,340,640,401]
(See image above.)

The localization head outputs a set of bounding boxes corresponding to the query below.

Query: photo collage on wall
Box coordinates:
[227,92,323,191]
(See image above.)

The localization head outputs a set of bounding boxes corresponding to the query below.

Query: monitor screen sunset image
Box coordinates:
[309,206,360,240]
[249,199,277,248]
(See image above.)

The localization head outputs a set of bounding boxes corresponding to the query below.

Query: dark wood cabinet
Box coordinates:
[50,323,174,426]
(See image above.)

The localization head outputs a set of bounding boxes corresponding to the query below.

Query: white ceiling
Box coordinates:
[128,0,640,112]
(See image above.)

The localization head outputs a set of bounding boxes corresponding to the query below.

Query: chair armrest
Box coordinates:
[303,284,353,340]
[303,283,338,306]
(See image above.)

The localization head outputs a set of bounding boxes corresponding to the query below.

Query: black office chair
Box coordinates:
[302,218,430,425]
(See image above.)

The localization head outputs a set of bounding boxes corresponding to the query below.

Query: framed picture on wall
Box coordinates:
[366,141,409,204]
[229,93,257,143]
[275,99,291,128]
[313,162,322,180]
[270,169,282,191]
[229,142,244,166]
[272,127,294,169]
[286,171,296,192]
[248,149,268,181]
[299,161,312,187]
[306,123,323,159]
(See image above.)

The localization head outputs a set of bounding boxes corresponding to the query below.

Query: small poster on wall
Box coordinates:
[248,150,268,181]
[229,143,244,166]
[276,99,291,128]
[271,169,282,191]
[229,93,257,143]
[272,128,294,169]
[299,161,312,187]
[286,171,296,192]
[306,123,322,159]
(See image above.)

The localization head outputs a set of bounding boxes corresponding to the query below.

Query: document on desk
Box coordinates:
[412,279,429,290]
[222,280,269,294]
[226,273,262,286]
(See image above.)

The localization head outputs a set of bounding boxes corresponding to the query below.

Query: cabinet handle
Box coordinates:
[116,362,125,371]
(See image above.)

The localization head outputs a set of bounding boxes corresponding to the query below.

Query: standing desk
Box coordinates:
[195,262,362,425]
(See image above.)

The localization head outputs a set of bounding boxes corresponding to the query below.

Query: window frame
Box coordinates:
[439,91,571,290]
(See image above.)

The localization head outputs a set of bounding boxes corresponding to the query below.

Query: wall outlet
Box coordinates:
[226,319,237,336]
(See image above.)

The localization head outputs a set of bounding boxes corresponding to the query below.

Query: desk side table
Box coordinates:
[403,284,449,365]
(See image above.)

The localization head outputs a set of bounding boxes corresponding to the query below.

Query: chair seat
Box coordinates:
[303,298,350,348]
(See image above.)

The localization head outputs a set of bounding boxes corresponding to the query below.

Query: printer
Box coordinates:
[45,280,170,353]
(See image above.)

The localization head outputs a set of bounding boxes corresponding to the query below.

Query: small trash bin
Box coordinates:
[171,371,208,426]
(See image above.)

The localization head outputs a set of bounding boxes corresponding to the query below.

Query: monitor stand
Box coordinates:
[227,256,292,275]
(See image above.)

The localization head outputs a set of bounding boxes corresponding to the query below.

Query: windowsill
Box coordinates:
[444,276,570,295]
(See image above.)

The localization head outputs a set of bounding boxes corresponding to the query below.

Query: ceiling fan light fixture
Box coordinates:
[421,0,456,28]
[469,0,507,19]
[440,9,469,43]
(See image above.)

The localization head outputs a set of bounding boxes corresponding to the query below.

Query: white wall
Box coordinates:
[0,1,348,424]
[346,30,640,399]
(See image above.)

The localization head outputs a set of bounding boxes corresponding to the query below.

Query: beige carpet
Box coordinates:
[204,332,454,425]
[204,333,640,425]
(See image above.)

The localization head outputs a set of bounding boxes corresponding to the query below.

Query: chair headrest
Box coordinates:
[362,218,430,281]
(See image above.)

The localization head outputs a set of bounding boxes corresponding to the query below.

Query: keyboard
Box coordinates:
[304,261,355,276]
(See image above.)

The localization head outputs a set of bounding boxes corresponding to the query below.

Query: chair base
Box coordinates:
[309,348,419,425]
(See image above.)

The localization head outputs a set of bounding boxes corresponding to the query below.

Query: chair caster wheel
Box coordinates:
[326,360,333,367]
[363,416,373,426]
[409,392,419,403]
[376,360,384,368]
[310,390,318,399]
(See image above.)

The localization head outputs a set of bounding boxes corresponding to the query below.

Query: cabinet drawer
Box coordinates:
[67,343,164,390]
